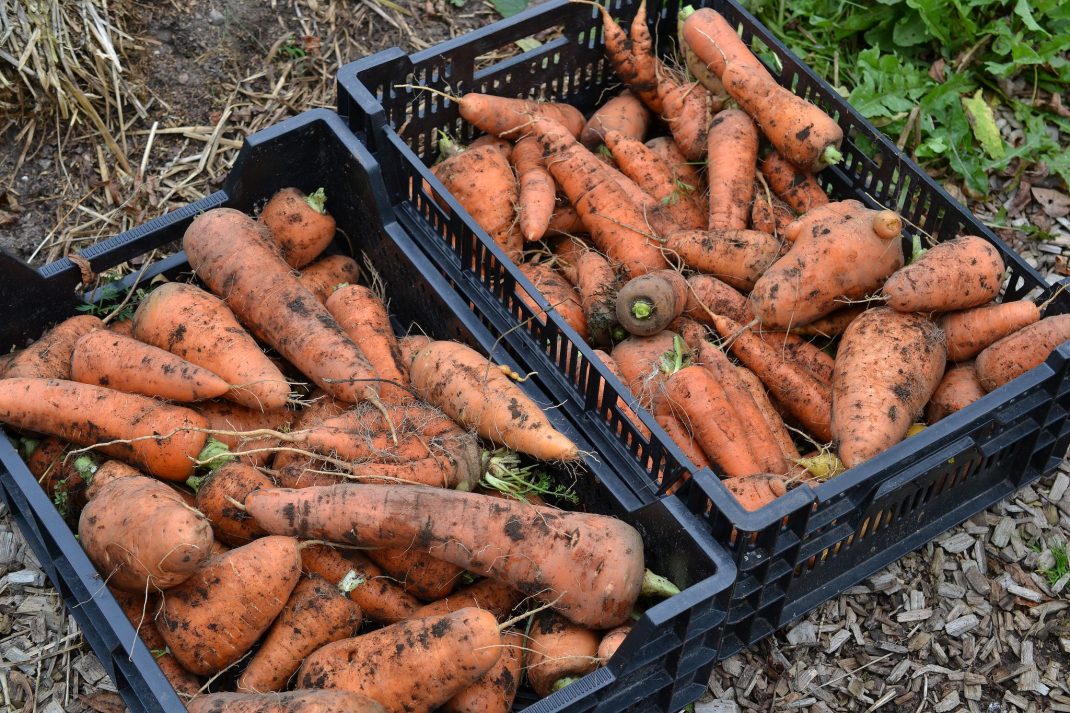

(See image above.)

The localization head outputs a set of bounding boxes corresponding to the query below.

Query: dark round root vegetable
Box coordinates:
[831,308,946,468]
[615,269,688,336]
[78,474,214,592]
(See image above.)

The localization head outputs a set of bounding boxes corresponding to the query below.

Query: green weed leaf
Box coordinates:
[962,90,1005,160]
[493,0,527,18]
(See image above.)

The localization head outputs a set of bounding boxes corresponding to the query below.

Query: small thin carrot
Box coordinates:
[754,331,834,385]
[301,543,421,624]
[683,274,753,326]
[941,300,1040,362]
[326,284,410,403]
[512,136,556,243]
[666,228,781,292]
[761,150,829,214]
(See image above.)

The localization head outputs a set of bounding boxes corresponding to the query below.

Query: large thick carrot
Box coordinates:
[680,6,772,82]
[0,378,208,479]
[79,474,214,591]
[2,315,102,380]
[260,187,336,269]
[710,315,833,443]
[941,300,1040,362]
[456,94,584,139]
[832,308,946,467]
[512,136,556,243]
[159,536,302,675]
[975,315,1070,391]
[883,236,1005,313]
[301,543,420,624]
[70,330,230,402]
[246,484,646,628]
[296,608,502,713]
[190,462,273,546]
[604,131,705,230]
[926,363,985,424]
[183,208,380,404]
[528,118,667,277]
[723,62,843,172]
[706,109,758,230]
[111,589,202,697]
[132,282,291,411]
[237,574,363,693]
[663,365,763,477]
[581,91,651,148]
[519,262,589,340]
[299,254,363,305]
[432,144,521,259]
[441,629,524,713]
[750,201,904,329]
[666,228,781,292]
[82,458,140,501]
[326,284,410,403]
[406,340,578,461]
[616,269,689,337]
[187,691,387,713]
[683,274,753,325]
[761,150,829,214]
[526,613,600,697]
[754,331,834,384]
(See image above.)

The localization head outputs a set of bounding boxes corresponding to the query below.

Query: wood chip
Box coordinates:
[896,608,933,623]
[786,622,819,646]
[946,614,980,637]
[696,701,739,713]
[940,532,976,553]
[934,690,961,712]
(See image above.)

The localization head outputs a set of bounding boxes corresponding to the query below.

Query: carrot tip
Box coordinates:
[640,568,680,599]
[305,187,327,214]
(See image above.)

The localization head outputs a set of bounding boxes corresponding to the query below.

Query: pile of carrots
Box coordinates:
[418,2,1070,511]
[0,189,685,713]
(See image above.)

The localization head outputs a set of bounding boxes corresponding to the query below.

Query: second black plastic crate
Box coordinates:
[335,0,1070,658]
[0,109,734,712]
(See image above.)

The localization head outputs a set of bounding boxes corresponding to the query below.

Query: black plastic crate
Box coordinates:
[335,0,1070,658]
[0,109,735,712]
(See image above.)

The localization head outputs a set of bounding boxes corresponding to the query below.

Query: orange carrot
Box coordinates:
[724,473,787,511]
[571,248,621,347]
[975,315,1070,391]
[680,6,773,82]
[754,331,834,385]
[197,400,294,468]
[734,366,800,464]
[190,462,274,546]
[611,331,679,408]
[645,137,706,215]
[666,228,781,292]
[413,578,521,620]
[132,282,292,411]
[751,186,796,238]
[407,340,579,461]
[595,349,651,440]
[709,314,833,443]
[186,691,386,713]
[883,236,1006,313]
[2,315,102,380]
[663,365,763,477]
[512,136,556,243]
[761,150,829,214]
[519,262,589,340]
[581,91,651,148]
[301,543,421,624]
[0,378,208,480]
[183,208,381,404]
[432,145,522,260]
[70,330,231,402]
[326,284,410,403]
[237,574,362,693]
[926,363,985,424]
[597,3,662,113]
[110,588,201,697]
[832,308,946,467]
[457,94,585,139]
[260,187,336,269]
[683,274,753,325]
[706,109,758,230]
[603,130,705,230]
[596,624,632,664]
[653,395,712,471]
[546,202,587,238]
[722,62,844,172]
[299,254,363,304]
[789,305,868,338]
[365,546,464,601]
[528,117,668,277]
[526,612,599,696]
[657,74,714,162]
[941,300,1040,362]
[441,629,524,713]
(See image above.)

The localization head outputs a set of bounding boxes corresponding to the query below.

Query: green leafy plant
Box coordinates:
[741,0,1070,196]
[278,36,307,61]
[480,448,579,504]
[1041,541,1069,586]
[75,274,148,322]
